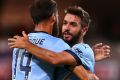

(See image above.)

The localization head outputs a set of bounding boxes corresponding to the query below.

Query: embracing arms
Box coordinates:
[8,31,110,80]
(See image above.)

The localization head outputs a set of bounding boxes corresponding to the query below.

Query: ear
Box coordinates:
[50,14,56,23]
[81,27,88,36]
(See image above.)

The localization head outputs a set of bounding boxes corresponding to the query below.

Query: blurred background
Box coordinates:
[0,0,120,80]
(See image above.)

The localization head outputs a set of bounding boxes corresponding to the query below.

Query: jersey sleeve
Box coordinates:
[65,44,95,73]
[54,39,70,52]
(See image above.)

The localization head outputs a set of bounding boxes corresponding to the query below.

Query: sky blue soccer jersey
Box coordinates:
[55,43,95,80]
[66,43,95,73]
[12,31,70,80]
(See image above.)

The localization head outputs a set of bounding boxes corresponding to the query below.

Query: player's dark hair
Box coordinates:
[30,0,57,25]
[65,6,91,28]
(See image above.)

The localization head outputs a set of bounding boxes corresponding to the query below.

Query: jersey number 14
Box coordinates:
[13,49,32,80]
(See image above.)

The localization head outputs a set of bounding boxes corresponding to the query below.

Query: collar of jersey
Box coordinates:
[30,31,49,34]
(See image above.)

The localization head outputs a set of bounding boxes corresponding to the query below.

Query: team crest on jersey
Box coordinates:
[74,48,83,58]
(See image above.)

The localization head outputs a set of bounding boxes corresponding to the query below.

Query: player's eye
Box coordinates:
[63,20,67,25]
[70,22,77,27]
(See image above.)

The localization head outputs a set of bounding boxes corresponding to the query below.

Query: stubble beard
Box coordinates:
[62,30,81,47]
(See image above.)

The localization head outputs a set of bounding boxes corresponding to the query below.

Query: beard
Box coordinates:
[62,30,82,47]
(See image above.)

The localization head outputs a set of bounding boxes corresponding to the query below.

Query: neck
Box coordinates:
[65,37,84,47]
[78,37,83,43]
[34,22,53,35]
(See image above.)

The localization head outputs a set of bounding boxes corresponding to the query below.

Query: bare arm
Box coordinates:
[8,31,95,80]
[24,42,77,65]
[9,38,93,80]
[65,66,99,80]
[68,66,90,80]
[8,31,77,65]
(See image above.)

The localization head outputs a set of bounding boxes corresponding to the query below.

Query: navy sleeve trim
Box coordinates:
[64,50,82,65]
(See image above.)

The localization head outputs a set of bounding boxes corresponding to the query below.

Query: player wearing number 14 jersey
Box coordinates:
[12,32,70,80]
[11,0,71,80]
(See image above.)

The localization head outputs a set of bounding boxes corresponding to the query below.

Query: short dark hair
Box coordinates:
[65,6,91,27]
[30,0,57,25]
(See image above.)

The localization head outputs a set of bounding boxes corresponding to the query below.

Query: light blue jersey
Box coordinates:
[12,31,70,80]
[66,43,95,73]
[55,43,95,80]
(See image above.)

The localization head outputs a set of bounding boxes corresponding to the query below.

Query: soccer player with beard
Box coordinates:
[8,5,110,80]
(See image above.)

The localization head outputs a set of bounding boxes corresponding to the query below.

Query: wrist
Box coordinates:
[24,41,31,49]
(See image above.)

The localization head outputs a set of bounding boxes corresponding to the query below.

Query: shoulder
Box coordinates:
[54,38,70,52]
[71,43,94,63]
[72,43,93,53]
[71,43,95,72]
[72,43,90,49]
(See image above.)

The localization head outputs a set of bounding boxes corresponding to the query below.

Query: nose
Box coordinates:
[64,23,71,30]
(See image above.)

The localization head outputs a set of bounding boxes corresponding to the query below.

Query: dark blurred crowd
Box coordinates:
[0,38,12,80]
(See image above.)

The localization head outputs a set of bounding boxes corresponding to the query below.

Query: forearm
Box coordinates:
[69,65,89,80]
[8,35,77,65]
[25,42,59,64]
[70,66,99,80]
[22,40,77,65]
[24,42,77,65]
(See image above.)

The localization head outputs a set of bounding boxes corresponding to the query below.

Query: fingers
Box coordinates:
[8,32,27,49]
[104,53,110,57]
[13,35,20,39]
[8,42,15,46]
[104,50,110,57]
[22,31,27,37]
[103,45,110,49]
[8,42,16,48]
[8,35,21,42]
[93,43,111,50]
[8,36,21,48]
[8,44,15,48]
[93,43,103,48]
[103,45,111,56]
[104,49,110,53]
[9,45,17,48]
[8,38,16,42]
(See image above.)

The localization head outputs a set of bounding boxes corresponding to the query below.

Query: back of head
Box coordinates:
[65,6,91,28]
[30,0,57,25]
